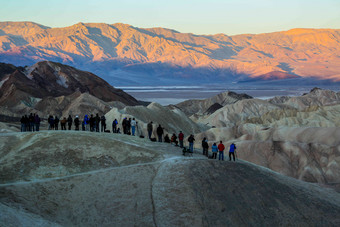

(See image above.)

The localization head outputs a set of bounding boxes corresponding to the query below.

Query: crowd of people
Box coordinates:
[20,114,237,161]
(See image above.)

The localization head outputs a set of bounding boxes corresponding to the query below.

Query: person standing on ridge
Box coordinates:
[218,141,225,161]
[101,115,106,132]
[188,134,195,152]
[147,121,153,139]
[229,143,237,161]
[74,116,80,131]
[112,119,118,133]
[157,124,164,142]
[95,114,100,132]
[131,118,137,136]
[67,115,73,130]
[202,137,209,157]
[178,131,184,148]
[211,143,218,159]
[54,116,59,130]
[122,118,127,134]
[60,117,67,130]
[84,115,89,131]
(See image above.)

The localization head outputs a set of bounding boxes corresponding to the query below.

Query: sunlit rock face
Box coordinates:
[0,61,139,118]
[1,131,340,226]
[1,22,340,84]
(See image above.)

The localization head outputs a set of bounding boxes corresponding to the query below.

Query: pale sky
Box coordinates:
[0,0,339,35]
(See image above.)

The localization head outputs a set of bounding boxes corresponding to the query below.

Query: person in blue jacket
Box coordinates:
[211,143,218,159]
[229,143,237,161]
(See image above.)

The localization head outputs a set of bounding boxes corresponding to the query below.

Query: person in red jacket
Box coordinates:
[178,131,184,148]
[218,141,225,161]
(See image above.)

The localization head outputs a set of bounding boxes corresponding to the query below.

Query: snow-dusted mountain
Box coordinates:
[1,22,340,85]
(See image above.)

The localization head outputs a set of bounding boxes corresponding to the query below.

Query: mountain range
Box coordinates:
[1,21,340,85]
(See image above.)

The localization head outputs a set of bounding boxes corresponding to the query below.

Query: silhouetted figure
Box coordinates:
[61,117,67,130]
[188,135,195,152]
[101,115,106,132]
[48,115,54,130]
[20,116,26,132]
[147,121,153,139]
[34,114,41,131]
[29,113,35,131]
[122,118,127,134]
[112,119,118,133]
[202,137,209,157]
[178,131,184,148]
[54,116,59,130]
[171,133,178,146]
[127,118,131,135]
[157,124,164,142]
[164,134,170,143]
[67,115,73,130]
[74,116,80,131]
[95,113,100,132]
[90,114,95,132]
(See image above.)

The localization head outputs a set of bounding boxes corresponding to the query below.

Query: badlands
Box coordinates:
[1,87,340,226]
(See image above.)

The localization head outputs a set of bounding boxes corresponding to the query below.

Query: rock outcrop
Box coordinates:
[1,131,340,226]
[0,61,139,119]
[105,102,206,137]
[175,91,253,116]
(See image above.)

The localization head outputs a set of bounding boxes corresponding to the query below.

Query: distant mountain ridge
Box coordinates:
[1,21,340,85]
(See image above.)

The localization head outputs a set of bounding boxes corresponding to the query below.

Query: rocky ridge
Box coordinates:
[0,131,340,226]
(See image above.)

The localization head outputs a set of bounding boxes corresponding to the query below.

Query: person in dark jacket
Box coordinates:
[178,131,184,148]
[67,115,73,130]
[147,121,153,139]
[164,134,170,143]
[122,118,127,134]
[60,117,67,130]
[202,137,209,157]
[89,114,95,132]
[74,116,80,131]
[95,114,100,132]
[101,115,106,132]
[34,114,41,131]
[20,116,26,132]
[29,113,35,131]
[54,116,59,130]
[48,115,54,130]
[112,119,118,133]
[171,133,178,146]
[188,135,195,152]
[157,124,164,142]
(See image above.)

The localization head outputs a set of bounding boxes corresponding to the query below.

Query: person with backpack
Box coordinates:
[218,141,225,161]
[147,121,153,139]
[131,118,136,136]
[178,131,184,148]
[188,134,195,152]
[202,137,209,157]
[211,143,218,159]
[229,143,237,161]
[157,124,164,142]
[67,115,73,130]
[112,119,118,133]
